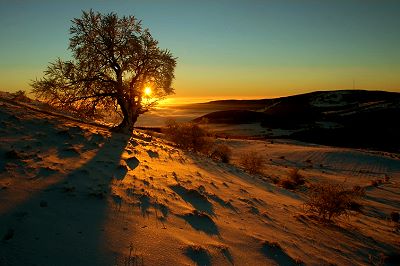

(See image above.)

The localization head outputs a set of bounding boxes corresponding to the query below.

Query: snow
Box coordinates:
[310,91,352,108]
[1,98,399,265]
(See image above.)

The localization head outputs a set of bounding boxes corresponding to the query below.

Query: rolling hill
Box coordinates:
[193,90,400,152]
[1,94,399,265]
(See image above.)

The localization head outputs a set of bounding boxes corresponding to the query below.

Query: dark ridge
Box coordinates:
[191,90,400,152]
[200,90,400,107]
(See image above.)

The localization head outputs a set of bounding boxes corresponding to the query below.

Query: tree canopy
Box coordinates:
[32,10,176,133]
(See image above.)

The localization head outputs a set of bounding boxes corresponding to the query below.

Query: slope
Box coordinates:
[0,99,399,265]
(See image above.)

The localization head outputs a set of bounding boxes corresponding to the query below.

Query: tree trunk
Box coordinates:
[112,98,138,134]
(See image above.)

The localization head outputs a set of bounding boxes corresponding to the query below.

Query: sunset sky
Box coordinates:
[0,0,399,101]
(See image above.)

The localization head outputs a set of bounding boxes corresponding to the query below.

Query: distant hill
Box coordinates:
[193,90,400,152]
[184,99,273,111]
[2,90,399,265]
[193,90,400,111]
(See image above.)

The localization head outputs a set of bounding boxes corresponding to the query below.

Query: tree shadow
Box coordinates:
[0,111,131,266]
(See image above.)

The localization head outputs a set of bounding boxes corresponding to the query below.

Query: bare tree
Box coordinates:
[31,10,176,133]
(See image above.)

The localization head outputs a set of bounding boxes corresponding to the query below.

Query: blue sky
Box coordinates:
[0,0,399,99]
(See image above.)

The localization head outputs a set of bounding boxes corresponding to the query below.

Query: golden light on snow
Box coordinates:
[144,87,152,97]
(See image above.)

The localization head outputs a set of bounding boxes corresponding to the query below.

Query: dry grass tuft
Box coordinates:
[390,211,399,223]
[163,119,212,153]
[209,143,232,163]
[11,90,31,102]
[163,120,232,163]
[279,169,305,189]
[239,151,264,175]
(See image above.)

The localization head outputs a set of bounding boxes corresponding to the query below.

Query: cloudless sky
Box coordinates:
[0,0,399,100]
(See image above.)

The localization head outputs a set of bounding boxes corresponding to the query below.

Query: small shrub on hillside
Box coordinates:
[384,175,390,182]
[290,169,305,185]
[10,90,30,102]
[304,183,364,221]
[209,144,232,163]
[390,211,399,223]
[239,152,264,175]
[280,179,296,190]
[347,201,363,213]
[280,169,305,189]
[370,179,384,187]
[163,119,212,152]
[270,176,280,184]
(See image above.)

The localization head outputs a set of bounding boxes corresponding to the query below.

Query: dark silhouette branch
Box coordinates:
[32,9,176,133]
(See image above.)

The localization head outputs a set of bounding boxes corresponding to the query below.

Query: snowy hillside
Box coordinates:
[1,99,399,265]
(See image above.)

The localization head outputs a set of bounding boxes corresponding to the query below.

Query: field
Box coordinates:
[1,95,399,265]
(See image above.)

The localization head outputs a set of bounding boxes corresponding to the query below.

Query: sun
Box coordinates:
[144,87,152,97]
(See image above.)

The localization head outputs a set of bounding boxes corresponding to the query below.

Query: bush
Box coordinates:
[11,90,30,102]
[280,179,296,190]
[209,144,232,163]
[280,169,305,189]
[239,151,264,175]
[390,211,399,222]
[370,179,383,187]
[163,119,212,152]
[304,183,364,221]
